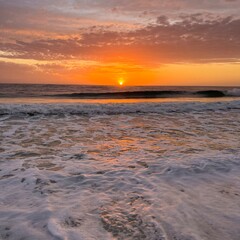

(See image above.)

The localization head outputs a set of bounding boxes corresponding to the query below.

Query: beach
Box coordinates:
[0,85,240,239]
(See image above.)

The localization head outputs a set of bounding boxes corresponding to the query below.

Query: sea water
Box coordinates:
[0,84,240,240]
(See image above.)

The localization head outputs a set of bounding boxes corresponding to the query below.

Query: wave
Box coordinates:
[50,89,240,99]
[226,88,240,96]
[162,157,240,177]
[0,100,240,116]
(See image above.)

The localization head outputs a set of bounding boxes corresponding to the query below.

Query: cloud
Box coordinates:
[0,1,239,66]
[1,13,239,65]
[72,0,240,11]
[0,0,239,85]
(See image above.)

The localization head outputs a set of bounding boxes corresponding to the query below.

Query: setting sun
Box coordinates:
[118,78,125,86]
[0,1,240,239]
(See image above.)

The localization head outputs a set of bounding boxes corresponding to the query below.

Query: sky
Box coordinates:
[0,0,240,86]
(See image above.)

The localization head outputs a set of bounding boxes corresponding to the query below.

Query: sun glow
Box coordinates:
[118,78,125,86]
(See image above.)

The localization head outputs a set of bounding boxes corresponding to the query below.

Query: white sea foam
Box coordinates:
[47,218,68,240]
[0,99,240,239]
[226,88,240,97]
[0,99,239,116]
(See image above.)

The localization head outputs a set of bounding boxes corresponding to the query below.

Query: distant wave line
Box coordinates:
[51,90,229,99]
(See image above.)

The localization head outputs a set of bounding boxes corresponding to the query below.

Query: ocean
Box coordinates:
[0,84,240,240]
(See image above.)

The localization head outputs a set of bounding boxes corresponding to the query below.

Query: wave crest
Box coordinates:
[226,88,240,97]
[0,100,239,117]
[52,90,229,99]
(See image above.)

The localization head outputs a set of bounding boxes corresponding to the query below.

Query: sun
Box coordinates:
[118,78,125,86]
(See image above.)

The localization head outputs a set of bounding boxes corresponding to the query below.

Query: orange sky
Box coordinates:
[0,0,240,86]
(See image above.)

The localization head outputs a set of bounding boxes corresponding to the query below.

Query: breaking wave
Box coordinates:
[48,88,240,99]
[50,89,240,99]
[0,100,240,117]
